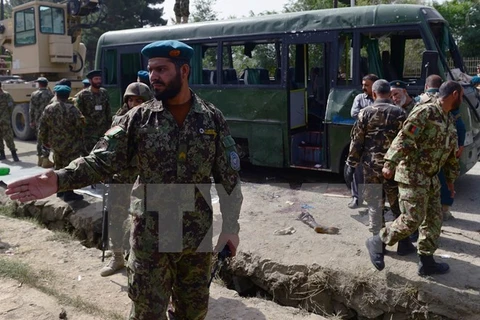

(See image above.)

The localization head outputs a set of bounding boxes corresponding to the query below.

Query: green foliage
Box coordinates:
[433,0,480,57]
[191,0,217,22]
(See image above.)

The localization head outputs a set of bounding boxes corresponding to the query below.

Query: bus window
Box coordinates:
[103,49,118,85]
[337,33,353,86]
[222,40,281,85]
[403,38,427,80]
[120,52,142,92]
[202,45,218,85]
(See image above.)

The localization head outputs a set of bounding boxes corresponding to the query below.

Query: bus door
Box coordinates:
[286,33,334,169]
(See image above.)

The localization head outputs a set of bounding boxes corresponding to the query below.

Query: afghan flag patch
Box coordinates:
[405,123,420,137]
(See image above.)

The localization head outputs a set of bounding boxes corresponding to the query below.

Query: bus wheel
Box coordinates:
[11,103,35,141]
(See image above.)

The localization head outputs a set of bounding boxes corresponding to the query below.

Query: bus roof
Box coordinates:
[98,5,444,47]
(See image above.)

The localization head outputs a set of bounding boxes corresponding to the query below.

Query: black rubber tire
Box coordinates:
[11,103,35,140]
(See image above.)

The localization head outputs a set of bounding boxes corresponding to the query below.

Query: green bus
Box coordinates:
[95,4,480,176]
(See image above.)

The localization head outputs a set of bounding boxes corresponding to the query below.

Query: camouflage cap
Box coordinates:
[123,82,152,103]
[35,77,48,83]
[141,40,193,61]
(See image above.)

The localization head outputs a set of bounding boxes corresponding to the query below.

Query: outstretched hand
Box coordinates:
[5,170,58,202]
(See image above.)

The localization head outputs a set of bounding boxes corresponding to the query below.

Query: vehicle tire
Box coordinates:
[11,103,35,141]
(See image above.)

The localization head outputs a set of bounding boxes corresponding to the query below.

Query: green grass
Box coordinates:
[0,257,124,319]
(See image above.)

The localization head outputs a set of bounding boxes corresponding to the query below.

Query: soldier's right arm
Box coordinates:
[350,95,362,119]
[384,106,428,170]
[346,109,367,167]
[56,112,136,191]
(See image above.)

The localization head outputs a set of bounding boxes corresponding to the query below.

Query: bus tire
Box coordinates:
[11,103,35,141]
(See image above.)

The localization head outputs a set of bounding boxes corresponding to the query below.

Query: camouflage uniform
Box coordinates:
[55,92,243,319]
[380,96,459,255]
[174,0,190,22]
[0,90,16,152]
[347,99,406,234]
[29,88,54,157]
[38,100,85,170]
[403,98,416,116]
[75,87,111,154]
[417,89,439,105]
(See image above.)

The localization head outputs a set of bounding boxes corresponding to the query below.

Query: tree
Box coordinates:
[191,0,217,22]
[433,0,480,57]
[81,0,167,69]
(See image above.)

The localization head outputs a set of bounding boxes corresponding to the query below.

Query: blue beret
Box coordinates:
[137,70,149,80]
[87,69,102,79]
[82,78,90,85]
[471,76,480,85]
[53,85,72,94]
[141,40,193,61]
[390,80,408,89]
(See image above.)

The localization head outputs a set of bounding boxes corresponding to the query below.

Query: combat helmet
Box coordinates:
[123,82,152,103]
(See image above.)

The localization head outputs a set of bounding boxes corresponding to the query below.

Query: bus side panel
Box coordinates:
[324,88,359,173]
[105,87,122,115]
[194,88,288,168]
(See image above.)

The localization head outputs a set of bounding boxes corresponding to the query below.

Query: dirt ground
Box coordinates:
[1,140,479,320]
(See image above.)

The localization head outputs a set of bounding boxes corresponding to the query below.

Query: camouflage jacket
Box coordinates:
[29,88,54,125]
[56,92,243,249]
[384,96,459,185]
[347,99,406,172]
[403,98,416,116]
[75,87,111,140]
[0,90,14,124]
[38,100,85,155]
[416,89,439,105]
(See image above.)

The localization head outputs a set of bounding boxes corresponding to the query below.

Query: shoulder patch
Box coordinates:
[229,151,241,171]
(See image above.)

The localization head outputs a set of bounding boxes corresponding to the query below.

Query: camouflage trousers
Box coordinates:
[107,183,133,251]
[363,166,400,234]
[0,121,16,151]
[379,179,442,256]
[53,151,83,170]
[174,0,190,17]
[127,249,211,320]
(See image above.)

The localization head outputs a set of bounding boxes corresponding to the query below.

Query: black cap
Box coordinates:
[56,78,71,88]
[86,70,102,79]
[389,80,408,89]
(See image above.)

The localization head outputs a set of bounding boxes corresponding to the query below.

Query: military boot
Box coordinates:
[176,15,181,24]
[41,157,54,168]
[63,190,84,202]
[0,150,5,160]
[11,150,19,162]
[100,252,125,277]
[365,234,385,271]
[418,255,449,276]
[397,237,416,256]
[37,156,43,166]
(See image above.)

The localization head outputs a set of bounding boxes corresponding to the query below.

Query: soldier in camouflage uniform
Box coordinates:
[100,82,152,277]
[0,82,19,162]
[366,80,461,276]
[6,40,243,320]
[75,70,111,155]
[416,74,442,104]
[174,0,189,23]
[29,77,54,167]
[38,85,85,202]
[390,80,416,115]
[346,80,414,255]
